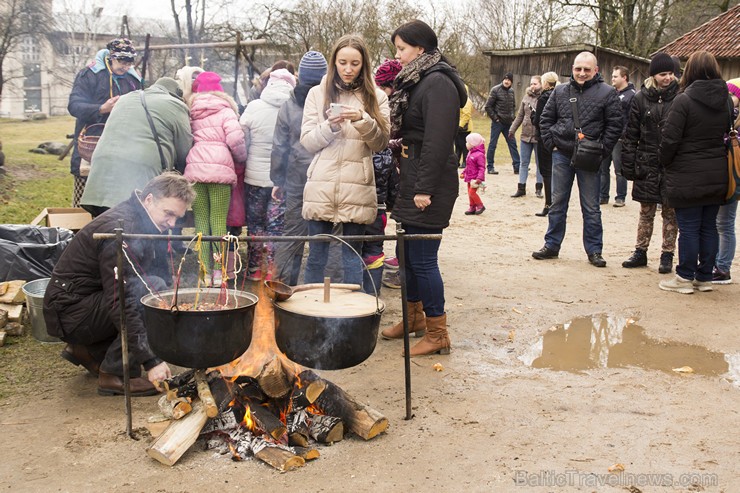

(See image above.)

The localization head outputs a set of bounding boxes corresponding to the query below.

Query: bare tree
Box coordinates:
[0,0,52,98]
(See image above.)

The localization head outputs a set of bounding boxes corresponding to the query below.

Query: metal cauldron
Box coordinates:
[141,288,258,368]
[273,287,384,370]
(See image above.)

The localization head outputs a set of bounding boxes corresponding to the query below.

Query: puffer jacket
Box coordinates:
[510,88,541,143]
[391,62,467,230]
[540,73,623,157]
[484,83,516,124]
[533,88,554,138]
[621,78,678,203]
[68,49,142,176]
[270,84,316,197]
[241,78,294,187]
[463,143,486,183]
[184,92,246,185]
[372,148,399,210]
[300,78,390,225]
[43,192,169,371]
[660,79,730,208]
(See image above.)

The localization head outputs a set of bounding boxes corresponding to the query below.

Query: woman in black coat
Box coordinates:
[532,71,558,216]
[381,20,467,356]
[658,51,730,294]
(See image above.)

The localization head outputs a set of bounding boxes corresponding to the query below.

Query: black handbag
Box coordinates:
[569,87,603,172]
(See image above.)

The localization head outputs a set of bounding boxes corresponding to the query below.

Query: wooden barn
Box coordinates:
[483,44,650,103]
[655,3,740,79]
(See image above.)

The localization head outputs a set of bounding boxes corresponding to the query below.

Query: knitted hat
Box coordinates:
[374,59,402,87]
[268,68,297,89]
[194,71,223,93]
[298,51,328,85]
[649,52,674,76]
[727,78,740,100]
[503,72,514,82]
[466,133,485,147]
[107,38,136,61]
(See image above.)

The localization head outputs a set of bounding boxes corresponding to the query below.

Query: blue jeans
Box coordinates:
[397,224,445,317]
[304,220,365,285]
[715,200,737,272]
[518,140,541,185]
[674,205,720,282]
[599,141,627,201]
[487,121,520,172]
[544,151,603,254]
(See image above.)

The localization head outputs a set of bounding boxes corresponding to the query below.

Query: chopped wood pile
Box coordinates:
[0,280,28,346]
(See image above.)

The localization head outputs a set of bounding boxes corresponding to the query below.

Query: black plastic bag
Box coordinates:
[0,225,74,281]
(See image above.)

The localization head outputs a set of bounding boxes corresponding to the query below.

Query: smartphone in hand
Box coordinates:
[330,103,343,117]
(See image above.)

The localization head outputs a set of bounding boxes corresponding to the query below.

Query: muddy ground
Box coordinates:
[1,169,737,492]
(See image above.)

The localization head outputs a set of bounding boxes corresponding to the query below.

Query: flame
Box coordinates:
[227,442,241,460]
[242,405,255,430]
[306,403,324,415]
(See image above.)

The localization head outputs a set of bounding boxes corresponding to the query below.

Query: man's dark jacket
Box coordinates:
[621,80,678,203]
[484,83,516,124]
[43,192,170,370]
[540,73,623,158]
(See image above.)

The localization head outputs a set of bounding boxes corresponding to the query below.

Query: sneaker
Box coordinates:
[532,246,558,260]
[712,268,732,284]
[247,268,261,281]
[613,198,626,207]
[658,252,673,274]
[464,207,476,215]
[659,275,694,294]
[587,252,607,267]
[383,256,399,270]
[382,270,401,289]
[622,249,647,268]
[693,279,713,292]
[474,205,486,215]
[487,168,499,175]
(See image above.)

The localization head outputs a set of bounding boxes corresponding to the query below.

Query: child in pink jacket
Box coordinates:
[462,133,487,215]
[184,72,247,285]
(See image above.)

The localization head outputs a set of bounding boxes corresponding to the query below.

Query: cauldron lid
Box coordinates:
[275,289,383,317]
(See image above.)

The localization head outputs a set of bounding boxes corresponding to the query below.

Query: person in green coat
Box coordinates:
[80,77,193,216]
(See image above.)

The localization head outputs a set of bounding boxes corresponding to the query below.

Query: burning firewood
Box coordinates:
[307,413,344,443]
[248,405,287,441]
[286,409,310,447]
[251,436,304,472]
[257,356,292,398]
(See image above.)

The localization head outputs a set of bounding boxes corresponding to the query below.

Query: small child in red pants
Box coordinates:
[462,133,486,215]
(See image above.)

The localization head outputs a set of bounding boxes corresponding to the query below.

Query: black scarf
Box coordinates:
[334,73,362,92]
[389,49,442,136]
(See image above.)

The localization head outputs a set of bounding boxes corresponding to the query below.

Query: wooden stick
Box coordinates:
[195,370,218,418]
[323,277,331,303]
[146,401,208,466]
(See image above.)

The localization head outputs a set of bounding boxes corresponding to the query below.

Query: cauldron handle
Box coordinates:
[315,233,381,313]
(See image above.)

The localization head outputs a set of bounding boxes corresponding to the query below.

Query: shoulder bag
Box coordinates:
[140,91,173,172]
[569,86,603,173]
[725,99,740,201]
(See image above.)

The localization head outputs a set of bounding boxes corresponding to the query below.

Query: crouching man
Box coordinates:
[43,173,196,396]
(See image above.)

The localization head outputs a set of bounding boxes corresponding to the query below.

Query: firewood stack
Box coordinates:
[0,280,28,346]
[146,360,388,471]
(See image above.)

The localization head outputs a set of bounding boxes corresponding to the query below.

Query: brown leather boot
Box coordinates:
[381,301,426,339]
[60,344,102,376]
[408,313,451,357]
[98,372,159,397]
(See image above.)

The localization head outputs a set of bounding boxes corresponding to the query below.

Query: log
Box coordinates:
[292,446,320,461]
[286,410,310,447]
[0,281,26,304]
[257,356,291,398]
[195,370,218,418]
[291,371,327,410]
[307,413,344,443]
[299,371,388,440]
[0,308,7,329]
[164,369,195,389]
[3,322,23,336]
[201,409,240,434]
[250,405,287,441]
[0,303,23,323]
[158,394,192,420]
[147,401,209,466]
[172,382,197,400]
[252,437,304,472]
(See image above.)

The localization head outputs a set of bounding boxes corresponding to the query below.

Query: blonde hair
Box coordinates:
[541,71,559,89]
[175,65,204,104]
[325,34,389,137]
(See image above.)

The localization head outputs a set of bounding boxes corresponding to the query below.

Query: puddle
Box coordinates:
[520,314,738,381]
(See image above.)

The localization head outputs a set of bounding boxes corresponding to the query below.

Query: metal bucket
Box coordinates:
[21,278,60,343]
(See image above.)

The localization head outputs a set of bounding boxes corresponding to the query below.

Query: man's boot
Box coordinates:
[511,183,526,197]
[658,251,673,274]
[535,183,543,198]
[408,313,450,357]
[535,205,550,217]
[381,301,426,339]
[622,248,648,268]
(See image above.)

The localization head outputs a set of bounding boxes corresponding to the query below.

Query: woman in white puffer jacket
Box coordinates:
[240,68,296,280]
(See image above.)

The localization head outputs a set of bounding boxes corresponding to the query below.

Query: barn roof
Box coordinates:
[483,44,649,64]
[655,4,740,58]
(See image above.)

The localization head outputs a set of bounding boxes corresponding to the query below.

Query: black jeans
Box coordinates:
[537,141,553,206]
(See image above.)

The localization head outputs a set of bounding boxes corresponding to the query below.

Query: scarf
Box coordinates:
[389,49,442,136]
[334,73,362,92]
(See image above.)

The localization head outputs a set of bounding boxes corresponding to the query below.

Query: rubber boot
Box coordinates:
[535,205,550,217]
[381,301,426,339]
[511,183,526,197]
[408,313,451,356]
[535,183,543,198]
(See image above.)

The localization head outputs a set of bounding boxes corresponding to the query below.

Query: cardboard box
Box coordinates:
[31,208,92,232]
